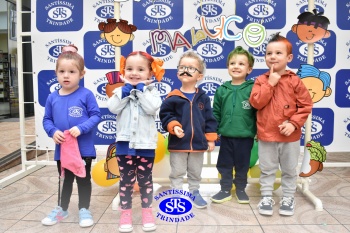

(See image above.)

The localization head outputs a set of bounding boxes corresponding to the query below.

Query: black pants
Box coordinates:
[57,157,92,211]
[216,136,253,191]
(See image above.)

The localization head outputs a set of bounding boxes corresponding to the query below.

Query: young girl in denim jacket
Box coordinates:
[107,51,164,232]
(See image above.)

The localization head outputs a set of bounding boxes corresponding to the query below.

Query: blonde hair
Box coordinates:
[178,50,206,74]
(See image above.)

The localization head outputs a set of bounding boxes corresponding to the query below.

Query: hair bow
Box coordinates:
[151,58,165,82]
[119,56,126,77]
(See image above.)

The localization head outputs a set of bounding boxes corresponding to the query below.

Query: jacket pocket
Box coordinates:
[283,105,297,118]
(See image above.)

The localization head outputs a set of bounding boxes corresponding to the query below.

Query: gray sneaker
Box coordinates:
[257,196,275,215]
[192,190,207,209]
[279,197,295,216]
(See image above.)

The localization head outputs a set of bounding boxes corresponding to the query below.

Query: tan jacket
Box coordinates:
[249,70,313,142]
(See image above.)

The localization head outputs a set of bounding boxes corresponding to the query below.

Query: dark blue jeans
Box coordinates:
[216,136,254,191]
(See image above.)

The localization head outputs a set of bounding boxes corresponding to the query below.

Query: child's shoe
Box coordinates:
[192,190,207,208]
[235,189,249,204]
[79,208,94,227]
[210,190,232,203]
[41,206,68,226]
[119,209,133,233]
[279,197,295,216]
[257,196,275,215]
[142,208,157,232]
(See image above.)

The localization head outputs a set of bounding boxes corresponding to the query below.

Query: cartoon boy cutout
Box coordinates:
[292,9,330,44]
[98,19,137,47]
[297,64,332,103]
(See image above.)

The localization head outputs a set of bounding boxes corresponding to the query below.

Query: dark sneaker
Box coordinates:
[192,190,207,209]
[257,196,275,215]
[279,197,295,216]
[235,190,249,204]
[210,190,232,203]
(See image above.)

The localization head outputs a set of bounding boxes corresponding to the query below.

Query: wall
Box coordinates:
[30,0,350,152]
[0,34,8,52]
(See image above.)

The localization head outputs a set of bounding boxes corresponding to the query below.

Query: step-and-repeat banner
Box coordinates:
[31,0,350,152]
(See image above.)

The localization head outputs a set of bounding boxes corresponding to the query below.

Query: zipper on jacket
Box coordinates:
[189,93,197,151]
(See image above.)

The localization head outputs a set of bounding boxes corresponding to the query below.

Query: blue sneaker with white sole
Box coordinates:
[79,208,94,227]
[41,206,68,226]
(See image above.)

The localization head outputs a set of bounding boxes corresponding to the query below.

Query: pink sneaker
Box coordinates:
[119,209,133,233]
[142,208,157,232]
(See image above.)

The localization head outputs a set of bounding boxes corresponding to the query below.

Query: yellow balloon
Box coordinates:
[92,159,119,187]
[154,132,166,163]
[249,165,281,190]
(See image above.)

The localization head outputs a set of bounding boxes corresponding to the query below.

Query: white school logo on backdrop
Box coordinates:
[153,79,172,101]
[249,40,267,64]
[45,39,74,63]
[143,38,174,62]
[198,76,224,107]
[93,76,108,103]
[92,0,115,23]
[335,70,350,108]
[184,29,230,68]
[301,108,334,146]
[287,29,336,69]
[236,1,286,29]
[134,0,183,29]
[193,0,224,23]
[297,2,326,14]
[94,110,117,145]
[336,1,350,30]
[36,0,83,32]
[84,31,132,70]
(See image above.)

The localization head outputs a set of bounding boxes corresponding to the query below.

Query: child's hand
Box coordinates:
[268,64,281,86]
[53,130,65,144]
[278,121,296,136]
[207,141,215,152]
[120,75,131,85]
[69,126,81,138]
[174,126,185,138]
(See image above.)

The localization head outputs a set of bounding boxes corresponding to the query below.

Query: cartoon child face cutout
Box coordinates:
[292,9,331,44]
[103,27,133,47]
[297,64,332,103]
[98,18,137,47]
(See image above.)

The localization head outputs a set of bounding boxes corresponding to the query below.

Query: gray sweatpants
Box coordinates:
[258,140,300,197]
[169,152,204,192]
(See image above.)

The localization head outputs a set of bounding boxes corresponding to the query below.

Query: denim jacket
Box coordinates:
[107,84,161,149]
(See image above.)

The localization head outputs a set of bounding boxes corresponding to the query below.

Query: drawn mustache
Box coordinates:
[179,72,192,77]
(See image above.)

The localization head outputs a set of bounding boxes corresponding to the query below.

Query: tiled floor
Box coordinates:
[0,118,350,233]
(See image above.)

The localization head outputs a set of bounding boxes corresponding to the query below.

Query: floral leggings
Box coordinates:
[117,155,154,209]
